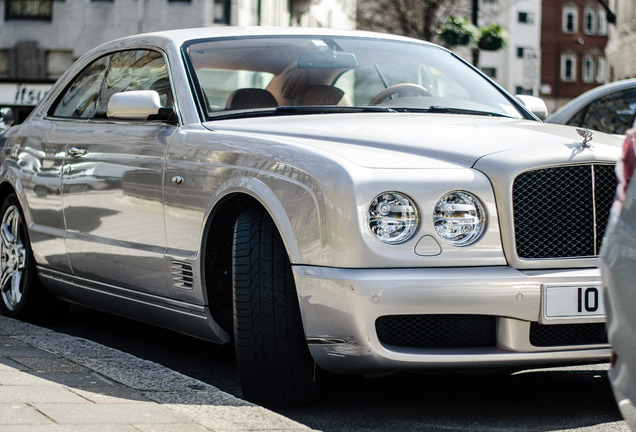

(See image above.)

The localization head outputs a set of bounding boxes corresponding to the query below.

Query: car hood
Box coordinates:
[203,113,623,169]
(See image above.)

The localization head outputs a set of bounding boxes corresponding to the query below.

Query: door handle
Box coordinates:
[67,147,88,157]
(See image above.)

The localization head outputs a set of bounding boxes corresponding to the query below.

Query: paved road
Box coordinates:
[45,305,629,432]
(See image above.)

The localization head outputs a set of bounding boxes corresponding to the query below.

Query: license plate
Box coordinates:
[543,284,605,321]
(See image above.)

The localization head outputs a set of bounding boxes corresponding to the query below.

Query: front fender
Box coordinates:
[205,175,323,265]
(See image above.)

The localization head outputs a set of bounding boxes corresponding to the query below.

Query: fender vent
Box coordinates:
[171,261,194,290]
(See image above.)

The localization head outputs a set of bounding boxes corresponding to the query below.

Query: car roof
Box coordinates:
[97,26,435,51]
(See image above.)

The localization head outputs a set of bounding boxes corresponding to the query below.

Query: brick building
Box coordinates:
[539,0,609,112]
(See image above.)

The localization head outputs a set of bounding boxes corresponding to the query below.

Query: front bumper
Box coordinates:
[293,265,610,373]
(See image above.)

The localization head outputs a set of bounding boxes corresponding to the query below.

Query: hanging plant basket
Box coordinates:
[439,17,477,47]
[477,24,508,51]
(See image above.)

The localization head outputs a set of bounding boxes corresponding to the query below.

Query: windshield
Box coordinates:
[184,36,525,120]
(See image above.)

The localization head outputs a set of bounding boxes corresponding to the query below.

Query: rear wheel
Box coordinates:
[232,209,317,407]
[0,193,65,321]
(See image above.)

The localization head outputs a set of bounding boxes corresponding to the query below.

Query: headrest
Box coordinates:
[226,88,278,110]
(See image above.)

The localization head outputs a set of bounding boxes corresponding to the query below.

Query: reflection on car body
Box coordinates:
[0,27,624,407]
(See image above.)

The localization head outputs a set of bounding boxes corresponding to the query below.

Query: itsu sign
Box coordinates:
[0,83,51,106]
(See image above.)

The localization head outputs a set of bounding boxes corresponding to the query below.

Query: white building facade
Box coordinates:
[606,0,636,80]
[477,0,542,97]
[0,0,355,121]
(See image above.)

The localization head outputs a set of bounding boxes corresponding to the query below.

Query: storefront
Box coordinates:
[0,82,52,126]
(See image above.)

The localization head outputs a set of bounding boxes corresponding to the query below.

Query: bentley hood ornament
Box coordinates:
[576,128,594,149]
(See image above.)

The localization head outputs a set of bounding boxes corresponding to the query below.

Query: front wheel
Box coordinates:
[232,209,318,407]
[0,193,65,321]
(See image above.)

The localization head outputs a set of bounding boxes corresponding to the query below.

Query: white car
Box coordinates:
[0,27,623,407]
[601,122,636,431]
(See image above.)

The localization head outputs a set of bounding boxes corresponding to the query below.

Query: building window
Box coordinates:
[582,56,594,83]
[482,67,497,79]
[561,54,577,82]
[584,8,596,34]
[597,10,608,35]
[562,6,578,33]
[515,86,533,96]
[518,11,534,24]
[5,0,52,20]
[516,47,524,58]
[214,0,230,24]
[595,57,606,83]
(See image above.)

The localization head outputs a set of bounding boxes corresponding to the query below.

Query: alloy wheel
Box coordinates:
[0,205,27,311]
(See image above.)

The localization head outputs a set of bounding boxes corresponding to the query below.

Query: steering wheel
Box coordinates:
[369,83,432,106]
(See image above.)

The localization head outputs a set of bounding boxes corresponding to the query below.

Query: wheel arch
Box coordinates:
[0,167,29,223]
[0,181,17,206]
[200,178,310,335]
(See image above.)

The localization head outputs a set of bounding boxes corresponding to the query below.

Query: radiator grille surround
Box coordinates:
[512,164,616,259]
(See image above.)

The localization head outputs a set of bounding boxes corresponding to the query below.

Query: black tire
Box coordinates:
[232,209,317,407]
[0,193,66,322]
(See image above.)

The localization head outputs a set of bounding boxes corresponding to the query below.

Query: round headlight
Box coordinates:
[433,191,486,246]
[368,192,419,244]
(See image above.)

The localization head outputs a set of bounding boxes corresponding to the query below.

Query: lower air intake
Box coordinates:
[376,314,497,349]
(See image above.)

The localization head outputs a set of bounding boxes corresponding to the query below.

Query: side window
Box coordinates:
[97,49,172,117]
[567,89,636,135]
[50,56,109,119]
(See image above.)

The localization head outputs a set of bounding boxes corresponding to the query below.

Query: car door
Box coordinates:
[61,49,176,296]
[20,55,111,273]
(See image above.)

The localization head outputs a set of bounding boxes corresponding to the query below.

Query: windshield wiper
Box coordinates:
[275,106,398,114]
[208,105,397,120]
[422,106,516,118]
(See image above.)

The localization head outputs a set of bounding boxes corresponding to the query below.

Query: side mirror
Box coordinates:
[107,90,176,123]
[0,107,15,129]
[515,95,549,121]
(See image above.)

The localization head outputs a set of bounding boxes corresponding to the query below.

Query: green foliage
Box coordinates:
[439,16,477,46]
[438,17,507,53]
[477,23,508,51]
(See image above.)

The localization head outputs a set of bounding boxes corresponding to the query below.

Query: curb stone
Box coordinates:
[0,315,318,431]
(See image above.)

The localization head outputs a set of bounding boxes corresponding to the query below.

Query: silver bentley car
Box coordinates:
[0,27,622,407]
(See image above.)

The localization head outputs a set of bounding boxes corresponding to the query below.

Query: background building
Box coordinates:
[478,0,542,97]
[0,0,354,122]
[539,0,609,112]
[606,0,636,80]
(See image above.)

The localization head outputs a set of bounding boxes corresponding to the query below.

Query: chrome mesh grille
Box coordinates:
[512,164,616,259]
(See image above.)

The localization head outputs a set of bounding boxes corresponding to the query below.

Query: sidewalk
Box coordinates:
[0,315,317,432]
